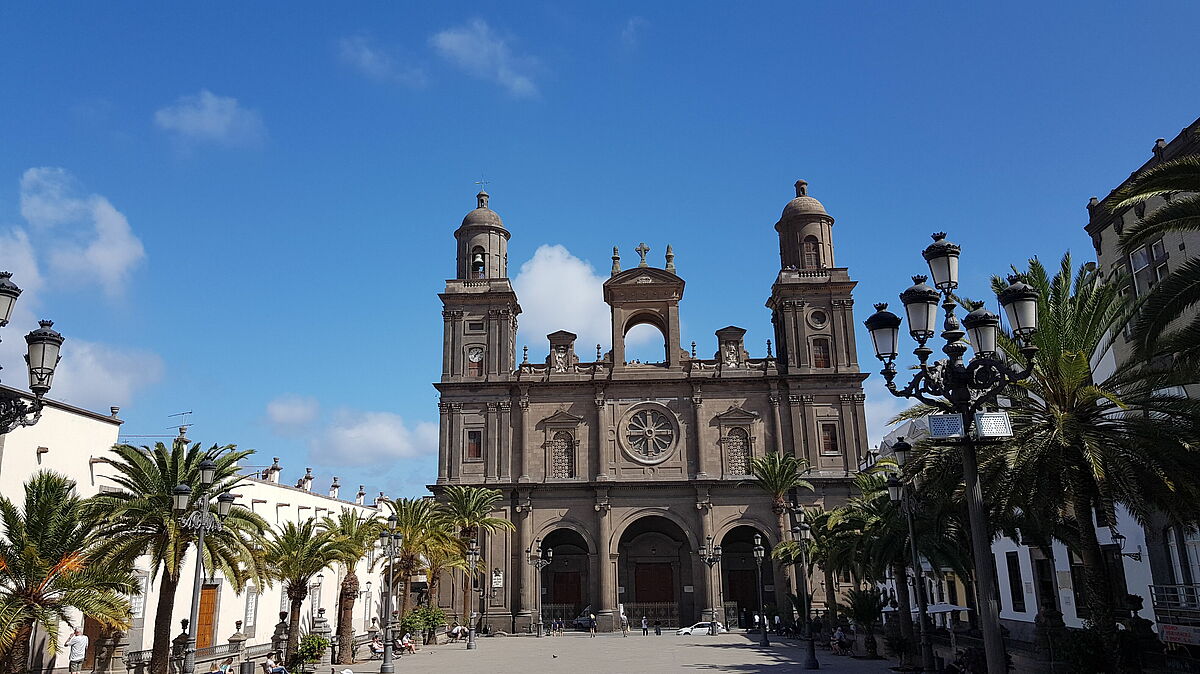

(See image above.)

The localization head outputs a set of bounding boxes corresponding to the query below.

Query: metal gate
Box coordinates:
[625,602,679,628]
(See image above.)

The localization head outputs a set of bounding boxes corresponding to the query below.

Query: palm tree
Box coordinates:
[986,254,1200,651]
[750,452,814,604]
[87,439,268,674]
[772,507,842,622]
[438,486,515,624]
[387,498,456,618]
[319,509,381,664]
[0,471,139,674]
[1112,146,1200,363]
[264,521,348,663]
[845,588,887,658]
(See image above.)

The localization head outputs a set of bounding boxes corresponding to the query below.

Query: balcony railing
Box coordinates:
[1150,584,1200,626]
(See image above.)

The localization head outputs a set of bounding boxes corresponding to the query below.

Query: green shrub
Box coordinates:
[400,606,448,643]
[293,634,330,666]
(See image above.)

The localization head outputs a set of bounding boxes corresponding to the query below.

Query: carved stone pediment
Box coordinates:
[713,405,759,422]
[540,409,585,426]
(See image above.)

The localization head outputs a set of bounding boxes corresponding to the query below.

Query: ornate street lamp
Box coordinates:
[865,232,1041,674]
[752,534,769,647]
[377,515,403,674]
[698,536,723,636]
[465,539,480,650]
[0,271,65,434]
[790,520,819,670]
[526,539,552,637]
[887,437,935,672]
[175,450,237,674]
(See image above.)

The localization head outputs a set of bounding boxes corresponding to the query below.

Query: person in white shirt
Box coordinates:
[64,628,89,672]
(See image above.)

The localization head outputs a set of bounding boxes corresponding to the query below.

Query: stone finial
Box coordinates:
[665,245,675,273]
[268,457,282,484]
[611,247,621,276]
[329,477,340,499]
[110,406,120,417]
[1087,196,1100,214]
[355,485,366,505]
[795,179,808,197]
[690,341,697,358]
[766,339,773,358]
[596,344,602,360]
[635,242,650,267]
[522,345,529,364]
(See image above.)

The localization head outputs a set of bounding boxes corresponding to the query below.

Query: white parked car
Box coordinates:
[676,621,727,635]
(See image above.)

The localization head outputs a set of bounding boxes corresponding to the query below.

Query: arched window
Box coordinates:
[724,427,751,476]
[802,236,821,269]
[813,339,832,368]
[471,246,487,278]
[550,431,575,479]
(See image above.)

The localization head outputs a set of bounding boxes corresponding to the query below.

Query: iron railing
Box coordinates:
[624,602,679,628]
[1150,584,1200,626]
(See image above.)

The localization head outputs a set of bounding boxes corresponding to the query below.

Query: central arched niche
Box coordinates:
[540,528,591,623]
[616,515,697,627]
[718,524,777,629]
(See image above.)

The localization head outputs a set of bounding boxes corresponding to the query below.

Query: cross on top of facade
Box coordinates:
[636,242,650,267]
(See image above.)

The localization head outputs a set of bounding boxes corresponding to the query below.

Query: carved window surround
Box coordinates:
[539,409,585,481]
[713,405,760,478]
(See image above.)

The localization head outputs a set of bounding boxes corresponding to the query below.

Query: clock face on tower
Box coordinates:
[468,347,484,363]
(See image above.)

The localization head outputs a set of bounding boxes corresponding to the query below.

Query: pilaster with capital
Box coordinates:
[594,492,616,629]
[514,493,534,624]
[486,401,500,481]
[437,401,450,483]
[594,387,611,481]
[498,400,512,481]
[691,383,709,478]
[516,390,531,482]
[768,384,784,454]
[786,393,807,462]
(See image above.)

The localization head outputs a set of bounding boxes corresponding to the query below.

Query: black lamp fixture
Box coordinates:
[891,437,911,468]
[0,271,67,434]
[886,476,903,503]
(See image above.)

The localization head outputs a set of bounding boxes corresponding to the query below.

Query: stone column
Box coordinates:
[437,401,450,483]
[696,493,716,624]
[801,395,818,465]
[768,389,784,454]
[515,493,534,631]
[448,403,462,481]
[786,394,807,462]
[517,392,531,482]
[226,622,247,663]
[441,310,453,376]
[485,401,499,481]
[691,383,708,478]
[595,494,616,631]
[594,389,610,481]
[499,401,512,482]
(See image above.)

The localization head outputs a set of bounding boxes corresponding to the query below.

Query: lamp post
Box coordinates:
[377,515,403,674]
[752,534,769,647]
[790,521,819,669]
[465,539,480,650]
[1111,532,1143,561]
[698,536,723,636]
[362,581,373,632]
[174,456,236,674]
[526,539,552,637]
[0,272,65,434]
[887,437,935,672]
[864,232,1041,674]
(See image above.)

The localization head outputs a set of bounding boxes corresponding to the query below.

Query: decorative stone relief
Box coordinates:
[618,403,679,466]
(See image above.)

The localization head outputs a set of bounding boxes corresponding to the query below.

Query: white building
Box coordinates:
[0,385,390,673]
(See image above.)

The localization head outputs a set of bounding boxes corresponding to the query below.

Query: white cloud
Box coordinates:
[18,168,145,298]
[265,395,321,434]
[621,17,648,49]
[337,36,427,87]
[313,410,439,466]
[154,90,264,147]
[49,339,164,411]
[0,168,159,412]
[430,19,538,97]
[863,376,910,448]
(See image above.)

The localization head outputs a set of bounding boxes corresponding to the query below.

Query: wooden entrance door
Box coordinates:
[552,572,582,606]
[82,616,103,669]
[727,569,759,612]
[197,586,219,649]
[634,563,674,602]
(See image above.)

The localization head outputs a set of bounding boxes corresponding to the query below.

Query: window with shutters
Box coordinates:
[820,424,840,455]
[466,430,483,460]
[813,339,831,368]
[724,427,751,476]
[549,431,575,479]
[802,236,821,269]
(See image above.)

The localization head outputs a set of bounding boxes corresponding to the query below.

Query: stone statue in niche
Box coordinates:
[553,347,568,372]
[723,342,740,368]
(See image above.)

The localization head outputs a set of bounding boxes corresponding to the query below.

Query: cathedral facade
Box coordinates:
[432,182,869,632]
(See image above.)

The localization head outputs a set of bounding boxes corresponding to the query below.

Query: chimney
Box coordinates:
[355,486,366,506]
[375,491,386,507]
[268,458,282,484]
[329,477,341,499]
[1153,138,1167,160]
[110,406,120,418]
[301,467,314,492]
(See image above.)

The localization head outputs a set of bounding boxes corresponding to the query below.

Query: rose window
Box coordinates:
[625,409,675,461]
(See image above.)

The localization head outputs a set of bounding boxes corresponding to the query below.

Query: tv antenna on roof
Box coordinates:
[168,410,193,432]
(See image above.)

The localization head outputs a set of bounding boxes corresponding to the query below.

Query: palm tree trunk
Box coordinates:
[336,571,359,664]
[149,572,181,674]
[398,566,412,617]
[774,509,791,603]
[823,564,838,621]
[892,562,915,647]
[1071,496,1119,657]
[4,618,36,674]
[286,589,306,664]
[460,568,470,626]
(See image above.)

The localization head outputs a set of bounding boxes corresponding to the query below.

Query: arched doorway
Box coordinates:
[720,525,777,629]
[618,515,696,627]
[539,529,591,625]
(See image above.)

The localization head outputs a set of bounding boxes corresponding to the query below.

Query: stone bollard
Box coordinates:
[227,621,248,663]
[311,609,333,669]
[271,612,289,657]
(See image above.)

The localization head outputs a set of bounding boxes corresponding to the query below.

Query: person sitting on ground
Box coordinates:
[264,653,288,674]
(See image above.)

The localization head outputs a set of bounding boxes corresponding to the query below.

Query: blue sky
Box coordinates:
[1,3,1197,499]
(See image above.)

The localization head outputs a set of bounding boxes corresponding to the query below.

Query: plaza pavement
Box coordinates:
[345,632,900,673]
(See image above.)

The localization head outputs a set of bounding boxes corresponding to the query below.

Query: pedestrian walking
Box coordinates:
[773,614,781,634]
[588,614,597,637]
[654,620,662,636]
[64,628,88,673]
[753,613,760,631]
[621,614,629,637]
[641,616,649,636]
